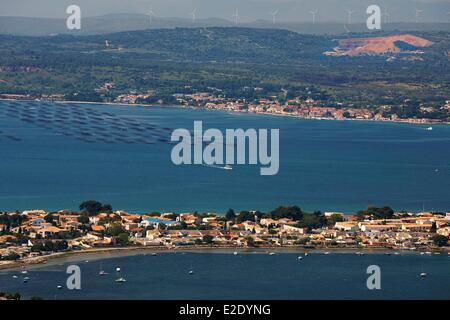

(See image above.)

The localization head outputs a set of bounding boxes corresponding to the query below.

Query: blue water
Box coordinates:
[0,252,449,300]
[1,101,450,213]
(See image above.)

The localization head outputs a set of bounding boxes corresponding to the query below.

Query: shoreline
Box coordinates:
[1,98,448,126]
[1,245,448,272]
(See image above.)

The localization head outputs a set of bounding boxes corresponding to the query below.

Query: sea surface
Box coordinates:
[1,100,450,214]
[0,251,449,300]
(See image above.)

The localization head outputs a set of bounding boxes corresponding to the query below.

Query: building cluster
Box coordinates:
[1,208,449,263]
[175,93,449,123]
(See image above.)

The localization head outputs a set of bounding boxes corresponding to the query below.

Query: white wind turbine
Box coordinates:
[148,6,155,25]
[415,8,423,23]
[190,8,197,23]
[347,10,356,25]
[232,8,240,25]
[270,9,279,25]
[310,9,318,24]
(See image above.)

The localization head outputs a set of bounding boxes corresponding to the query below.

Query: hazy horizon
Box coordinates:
[1,0,450,23]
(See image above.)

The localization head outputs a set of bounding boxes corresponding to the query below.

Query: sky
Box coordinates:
[0,0,449,22]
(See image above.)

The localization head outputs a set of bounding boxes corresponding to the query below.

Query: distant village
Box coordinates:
[1,87,449,125]
[1,202,449,268]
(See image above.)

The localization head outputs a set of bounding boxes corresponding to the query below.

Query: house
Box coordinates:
[142,218,180,229]
[37,226,63,238]
[334,222,359,232]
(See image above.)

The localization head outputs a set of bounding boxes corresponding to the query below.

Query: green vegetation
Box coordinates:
[431,235,449,247]
[0,28,448,120]
[79,200,112,216]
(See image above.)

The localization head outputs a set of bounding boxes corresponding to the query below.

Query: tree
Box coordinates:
[431,235,448,247]
[106,223,126,237]
[116,233,130,246]
[202,235,214,245]
[357,206,394,220]
[236,211,255,223]
[79,200,112,216]
[268,206,303,221]
[225,209,236,221]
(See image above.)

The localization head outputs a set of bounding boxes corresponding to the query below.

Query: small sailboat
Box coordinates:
[98,263,108,276]
[115,277,127,283]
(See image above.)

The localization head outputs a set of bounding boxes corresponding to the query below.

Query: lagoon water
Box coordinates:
[0,251,449,300]
[1,101,450,214]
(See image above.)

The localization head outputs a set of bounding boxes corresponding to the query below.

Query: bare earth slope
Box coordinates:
[324,34,433,56]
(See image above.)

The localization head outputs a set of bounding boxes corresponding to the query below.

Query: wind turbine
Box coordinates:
[190,8,197,23]
[310,9,318,24]
[148,6,155,25]
[232,8,240,25]
[270,9,279,25]
[347,10,355,25]
[415,8,423,23]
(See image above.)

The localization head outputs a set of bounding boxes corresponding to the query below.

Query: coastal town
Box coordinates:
[1,202,449,270]
[1,90,449,125]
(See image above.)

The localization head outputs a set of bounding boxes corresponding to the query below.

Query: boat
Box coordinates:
[420,272,427,278]
[21,270,28,274]
[116,267,121,272]
[99,270,108,276]
[425,126,433,131]
[12,275,18,279]
[297,256,303,260]
[304,253,308,256]
[324,252,330,255]
[223,165,233,170]
[233,252,238,255]
[57,285,62,289]
[115,277,127,283]
[189,270,194,275]
[151,253,157,256]
[269,252,276,255]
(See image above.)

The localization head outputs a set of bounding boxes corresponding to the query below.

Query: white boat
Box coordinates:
[324,252,330,255]
[151,253,157,256]
[57,285,63,289]
[223,165,233,170]
[21,270,28,274]
[304,253,308,256]
[115,277,126,283]
[420,272,427,278]
[189,270,194,275]
[269,252,276,255]
[420,252,425,255]
[233,252,238,255]
[297,256,303,260]
[99,270,108,276]
[116,267,121,272]
[12,275,18,279]
[425,126,433,131]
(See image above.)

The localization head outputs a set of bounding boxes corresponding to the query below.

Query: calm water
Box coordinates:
[1,101,450,213]
[0,252,449,300]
